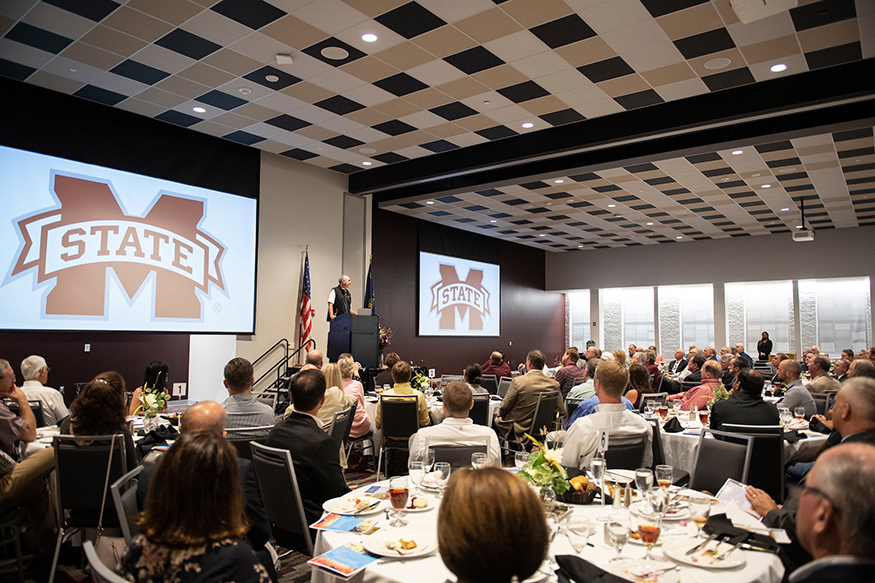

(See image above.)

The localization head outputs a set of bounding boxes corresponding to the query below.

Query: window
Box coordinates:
[725,281,795,355]
[658,284,714,352]
[601,287,654,351]
[567,290,591,349]
[798,277,871,355]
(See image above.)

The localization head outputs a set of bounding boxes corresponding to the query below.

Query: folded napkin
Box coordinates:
[703,514,780,553]
[136,424,179,458]
[783,429,808,443]
[662,416,684,433]
[807,416,831,434]
[556,555,628,583]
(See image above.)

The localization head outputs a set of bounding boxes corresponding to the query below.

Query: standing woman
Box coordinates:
[120,431,269,582]
[757,332,773,362]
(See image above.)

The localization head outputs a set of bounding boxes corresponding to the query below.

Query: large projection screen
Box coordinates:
[0,145,257,333]
[419,251,500,337]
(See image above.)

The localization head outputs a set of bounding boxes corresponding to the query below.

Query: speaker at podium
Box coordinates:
[328,313,379,368]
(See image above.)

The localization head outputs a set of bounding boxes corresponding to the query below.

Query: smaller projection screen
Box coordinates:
[0,145,257,333]
[418,251,500,337]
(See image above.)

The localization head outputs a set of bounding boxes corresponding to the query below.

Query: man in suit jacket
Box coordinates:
[265,369,349,525]
[495,350,565,439]
[137,401,275,582]
[710,369,779,431]
[832,358,850,383]
[667,349,687,375]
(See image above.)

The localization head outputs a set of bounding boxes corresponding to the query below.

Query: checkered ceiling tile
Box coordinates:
[383,127,875,251]
[1,0,872,251]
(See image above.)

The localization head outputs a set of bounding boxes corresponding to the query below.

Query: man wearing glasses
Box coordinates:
[20,355,69,426]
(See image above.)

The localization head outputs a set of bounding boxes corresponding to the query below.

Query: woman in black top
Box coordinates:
[757,331,773,361]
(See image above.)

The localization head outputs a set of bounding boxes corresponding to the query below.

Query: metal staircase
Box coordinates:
[251,338,316,415]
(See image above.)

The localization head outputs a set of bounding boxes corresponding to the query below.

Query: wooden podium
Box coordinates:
[328,314,379,368]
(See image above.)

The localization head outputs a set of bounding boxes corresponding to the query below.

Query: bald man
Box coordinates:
[137,401,276,581]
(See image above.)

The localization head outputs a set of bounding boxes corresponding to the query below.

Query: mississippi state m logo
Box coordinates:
[10,173,226,320]
[429,263,491,330]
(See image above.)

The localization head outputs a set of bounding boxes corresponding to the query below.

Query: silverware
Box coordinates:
[354,500,380,514]
[715,541,743,560]
[686,533,717,555]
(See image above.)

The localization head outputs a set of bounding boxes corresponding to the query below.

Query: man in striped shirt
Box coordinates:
[222,357,276,430]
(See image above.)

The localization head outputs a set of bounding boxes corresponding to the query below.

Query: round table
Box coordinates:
[311,479,784,583]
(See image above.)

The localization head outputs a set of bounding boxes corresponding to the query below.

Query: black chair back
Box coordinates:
[328,406,355,450]
[110,465,143,546]
[604,435,648,470]
[480,374,498,395]
[224,425,273,461]
[647,420,689,486]
[429,443,487,470]
[722,423,785,502]
[811,393,829,416]
[497,377,513,399]
[3,399,46,428]
[524,391,559,439]
[377,397,419,478]
[250,442,314,556]
[689,429,752,495]
[469,395,490,426]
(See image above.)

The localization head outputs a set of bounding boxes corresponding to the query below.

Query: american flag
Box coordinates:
[300,250,314,349]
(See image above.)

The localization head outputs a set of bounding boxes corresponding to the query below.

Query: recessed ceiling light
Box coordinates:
[425,201,434,205]
[732,150,743,155]
[751,173,761,177]
[276,54,293,65]
[554,179,564,184]
[781,207,790,211]
[646,222,653,226]
[321,46,349,60]
[359,147,376,154]
[771,63,787,73]
[544,202,552,206]
[608,204,616,208]
[193,107,206,113]
[762,184,771,188]
[490,220,497,223]
[362,161,372,166]
[69,68,77,73]
[239,87,252,94]
[265,74,280,82]
[676,236,683,239]
[795,225,803,229]
[578,244,583,248]
[522,122,534,128]
[361,33,378,42]
[483,100,491,105]
[704,57,731,70]
[721,177,730,182]
[779,167,796,173]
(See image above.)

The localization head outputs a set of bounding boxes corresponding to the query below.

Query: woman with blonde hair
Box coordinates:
[439,468,549,583]
[612,349,627,366]
[339,356,371,438]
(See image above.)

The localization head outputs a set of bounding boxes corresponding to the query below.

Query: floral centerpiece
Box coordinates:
[706,383,730,408]
[410,370,430,393]
[378,327,392,352]
[516,433,569,508]
[136,373,168,432]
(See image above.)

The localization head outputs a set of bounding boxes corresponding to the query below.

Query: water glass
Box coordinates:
[515,451,530,469]
[635,468,653,494]
[434,462,451,498]
[566,517,592,553]
[591,457,607,506]
[471,452,487,469]
[424,449,435,473]
[606,512,630,562]
[780,407,792,426]
[408,460,424,496]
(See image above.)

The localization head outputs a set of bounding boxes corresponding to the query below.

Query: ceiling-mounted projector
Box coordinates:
[792,229,814,242]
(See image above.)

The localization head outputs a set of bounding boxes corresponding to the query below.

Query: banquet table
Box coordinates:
[311,479,784,583]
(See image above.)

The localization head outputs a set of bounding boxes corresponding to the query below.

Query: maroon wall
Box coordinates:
[372,208,565,375]
[0,331,190,405]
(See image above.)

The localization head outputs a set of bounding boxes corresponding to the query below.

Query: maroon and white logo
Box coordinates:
[429,263,491,330]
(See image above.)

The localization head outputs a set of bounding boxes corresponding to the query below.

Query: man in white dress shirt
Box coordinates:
[20,355,68,426]
[409,381,500,466]
[561,360,652,470]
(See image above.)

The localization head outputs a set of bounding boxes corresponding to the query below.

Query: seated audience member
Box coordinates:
[667,349,687,375]
[600,351,614,362]
[129,360,170,416]
[585,346,602,361]
[782,443,875,582]
[806,355,840,395]
[720,346,732,356]
[561,361,652,470]
[677,353,705,384]
[849,358,875,380]
[20,354,68,426]
[121,431,270,583]
[463,363,489,396]
[771,353,788,384]
[554,348,585,398]
[720,353,735,385]
[298,362,356,429]
[630,351,645,366]
[439,468,548,583]
[628,344,638,359]
[481,351,512,379]
[375,361,430,432]
[710,369,779,431]
[725,356,750,390]
[644,350,662,391]
[305,350,323,370]
[623,363,652,410]
[409,381,500,466]
[735,343,754,367]
[651,346,666,368]
[265,369,350,525]
[374,352,400,388]
[840,349,854,362]
[703,346,718,361]
[670,360,720,411]
[778,359,817,419]
[222,357,276,428]
[833,358,850,383]
[495,350,565,439]
[612,350,627,366]
[0,359,56,554]
[339,356,372,438]
[62,372,137,471]
[567,359,599,401]
[136,401,275,581]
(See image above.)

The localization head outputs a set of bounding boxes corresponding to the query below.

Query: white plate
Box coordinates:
[631,501,691,521]
[605,559,680,583]
[362,530,436,558]
[663,538,747,569]
[401,495,434,512]
[322,494,386,516]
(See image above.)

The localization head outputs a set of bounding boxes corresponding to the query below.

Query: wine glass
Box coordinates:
[434,462,451,498]
[515,451,530,470]
[408,460,424,497]
[645,401,655,417]
[637,511,661,562]
[388,476,409,527]
[780,407,792,426]
[655,464,672,490]
[565,517,592,554]
[794,407,806,422]
[591,457,607,507]
[471,452,487,469]
[689,496,711,538]
[635,468,653,494]
[606,512,630,562]
[424,448,435,473]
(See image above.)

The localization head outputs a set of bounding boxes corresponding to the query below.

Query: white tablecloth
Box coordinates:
[311,480,784,583]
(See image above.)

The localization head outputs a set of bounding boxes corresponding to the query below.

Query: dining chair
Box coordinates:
[722,423,785,503]
[250,442,314,557]
[328,406,355,452]
[638,392,668,412]
[810,393,829,416]
[224,425,274,461]
[2,399,46,428]
[50,434,128,583]
[604,433,649,470]
[469,394,490,426]
[83,540,128,583]
[0,509,24,583]
[376,396,419,479]
[480,374,498,395]
[110,465,144,546]
[428,443,488,470]
[689,429,753,495]
[500,391,560,457]
[440,375,462,391]
[647,420,689,486]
